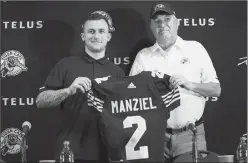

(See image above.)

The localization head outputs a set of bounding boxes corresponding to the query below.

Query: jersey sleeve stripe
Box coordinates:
[87,103,103,112]
[165,96,180,108]
[87,98,104,108]
[87,92,104,103]
[87,99,103,112]
[163,93,180,104]
[161,89,179,99]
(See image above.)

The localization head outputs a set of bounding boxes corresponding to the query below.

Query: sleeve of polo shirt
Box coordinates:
[39,59,66,93]
[129,50,145,76]
[198,43,220,84]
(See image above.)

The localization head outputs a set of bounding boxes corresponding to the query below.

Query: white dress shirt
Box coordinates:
[129,36,219,128]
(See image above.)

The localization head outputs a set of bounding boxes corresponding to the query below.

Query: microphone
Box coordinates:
[22,121,32,136]
[187,122,197,133]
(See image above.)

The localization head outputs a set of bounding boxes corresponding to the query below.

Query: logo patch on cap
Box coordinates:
[150,3,176,18]
[154,4,165,10]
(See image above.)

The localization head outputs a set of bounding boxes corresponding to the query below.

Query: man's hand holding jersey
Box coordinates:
[66,77,92,95]
[169,74,193,91]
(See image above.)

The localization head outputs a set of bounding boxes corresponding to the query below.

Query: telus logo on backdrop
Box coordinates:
[108,57,131,65]
[2,21,43,29]
[178,18,216,27]
[1,97,35,106]
[205,97,218,102]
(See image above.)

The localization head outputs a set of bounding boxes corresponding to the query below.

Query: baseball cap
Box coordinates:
[150,3,176,19]
[89,10,115,32]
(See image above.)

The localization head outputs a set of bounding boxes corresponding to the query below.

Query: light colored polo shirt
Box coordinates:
[129,36,219,128]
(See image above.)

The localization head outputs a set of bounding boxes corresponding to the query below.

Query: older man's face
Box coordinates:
[150,14,179,43]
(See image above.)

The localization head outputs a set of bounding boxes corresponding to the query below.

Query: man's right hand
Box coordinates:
[66,77,92,95]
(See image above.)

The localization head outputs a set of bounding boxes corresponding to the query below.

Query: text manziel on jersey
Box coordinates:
[111,97,157,114]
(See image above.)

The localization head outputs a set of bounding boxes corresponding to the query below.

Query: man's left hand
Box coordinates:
[169,74,193,90]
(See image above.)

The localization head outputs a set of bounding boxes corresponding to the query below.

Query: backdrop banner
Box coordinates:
[1,1,247,161]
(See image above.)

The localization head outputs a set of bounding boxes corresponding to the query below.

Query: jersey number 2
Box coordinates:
[123,116,149,160]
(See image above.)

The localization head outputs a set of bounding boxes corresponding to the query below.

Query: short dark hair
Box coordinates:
[82,11,115,32]
[88,12,108,22]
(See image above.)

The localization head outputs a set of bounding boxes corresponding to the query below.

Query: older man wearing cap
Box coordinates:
[36,10,124,161]
[129,3,221,162]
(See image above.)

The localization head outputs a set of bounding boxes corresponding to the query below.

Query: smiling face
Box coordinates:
[150,13,179,45]
[81,19,112,53]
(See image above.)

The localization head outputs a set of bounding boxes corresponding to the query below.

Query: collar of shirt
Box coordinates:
[82,51,109,65]
[152,36,185,54]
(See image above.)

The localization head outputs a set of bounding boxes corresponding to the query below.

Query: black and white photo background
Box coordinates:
[1,1,247,161]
